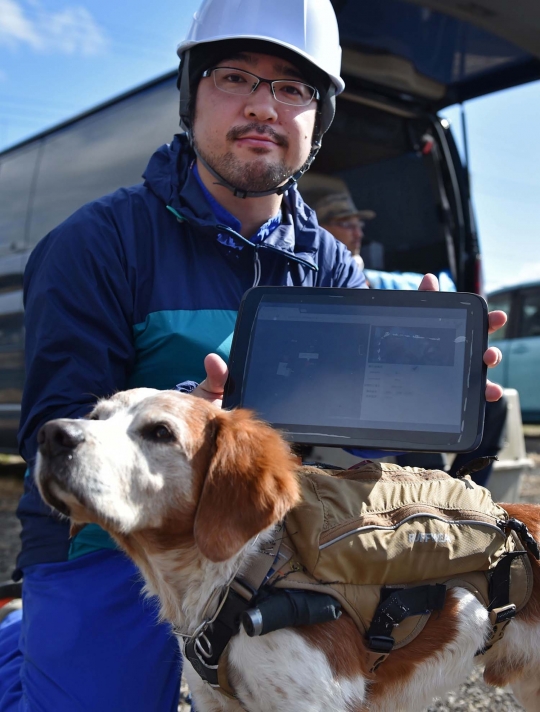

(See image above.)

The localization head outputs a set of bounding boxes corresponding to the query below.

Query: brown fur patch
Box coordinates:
[483,657,526,688]
[297,612,370,680]
[193,408,300,562]
[368,589,461,702]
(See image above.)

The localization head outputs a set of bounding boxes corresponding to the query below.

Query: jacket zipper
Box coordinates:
[166,206,319,275]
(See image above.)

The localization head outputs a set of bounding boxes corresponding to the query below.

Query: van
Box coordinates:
[0,0,539,452]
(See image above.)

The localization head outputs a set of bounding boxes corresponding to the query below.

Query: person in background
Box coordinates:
[302,189,375,271]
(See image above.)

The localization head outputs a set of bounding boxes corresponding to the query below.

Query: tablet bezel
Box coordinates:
[223,287,488,452]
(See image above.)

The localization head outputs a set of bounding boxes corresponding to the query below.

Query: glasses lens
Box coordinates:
[335,220,364,230]
[212,68,255,95]
[273,80,315,106]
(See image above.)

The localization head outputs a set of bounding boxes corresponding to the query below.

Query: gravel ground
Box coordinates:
[2,442,540,711]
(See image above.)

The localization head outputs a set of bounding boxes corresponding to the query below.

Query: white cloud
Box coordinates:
[0,0,108,55]
[0,0,41,49]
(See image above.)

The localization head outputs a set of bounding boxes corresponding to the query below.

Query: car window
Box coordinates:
[27,78,179,247]
[519,288,540,339]
[0,144,40,256]
[487,291,512,341]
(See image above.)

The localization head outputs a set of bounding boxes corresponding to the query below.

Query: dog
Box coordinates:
[35,388,540,711]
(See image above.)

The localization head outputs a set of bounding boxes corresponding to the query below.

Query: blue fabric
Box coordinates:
[0,550,181,712]
[128,309,237,390]
[364,269,456,291]
[17,132,366,574]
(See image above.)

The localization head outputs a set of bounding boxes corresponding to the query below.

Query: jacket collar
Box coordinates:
[143,134,320,270]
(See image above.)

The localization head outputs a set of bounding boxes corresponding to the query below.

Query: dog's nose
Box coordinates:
[38,421,86,458]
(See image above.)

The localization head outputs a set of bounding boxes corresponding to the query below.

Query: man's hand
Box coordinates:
[192,353,229,406]
[419,273,506,402]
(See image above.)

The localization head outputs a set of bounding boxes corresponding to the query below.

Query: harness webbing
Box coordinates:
[362,583,447,672]
[184,588,251,694]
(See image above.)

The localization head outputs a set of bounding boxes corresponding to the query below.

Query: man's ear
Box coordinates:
[193,409,300,563]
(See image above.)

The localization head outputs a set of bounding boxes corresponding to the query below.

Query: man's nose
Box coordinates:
[353,225,364,240]
[244,83,279,123]
[38,421,86,458]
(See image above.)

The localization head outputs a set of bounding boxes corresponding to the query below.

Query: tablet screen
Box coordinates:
[224,289,487,451]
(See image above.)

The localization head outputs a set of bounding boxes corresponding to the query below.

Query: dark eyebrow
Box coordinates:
[218,53,306,81]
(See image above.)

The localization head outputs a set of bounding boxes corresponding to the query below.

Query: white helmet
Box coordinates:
[177,0,344,95]
[176,0,344,198]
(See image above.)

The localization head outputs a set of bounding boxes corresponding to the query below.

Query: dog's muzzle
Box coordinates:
[38,420,86,460]
[37,420,87,516]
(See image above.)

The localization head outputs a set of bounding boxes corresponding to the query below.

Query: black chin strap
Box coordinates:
[191,133,321,199]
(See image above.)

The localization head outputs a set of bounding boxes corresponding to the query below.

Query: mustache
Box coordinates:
[227,123,289,148]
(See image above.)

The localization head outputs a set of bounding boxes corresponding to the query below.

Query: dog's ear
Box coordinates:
[193,409,300,563]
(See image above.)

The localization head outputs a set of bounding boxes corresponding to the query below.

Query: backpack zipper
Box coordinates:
[319,511,507,550]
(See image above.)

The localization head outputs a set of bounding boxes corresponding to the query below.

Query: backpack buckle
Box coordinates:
[489,603,516,626]
[368,635,395,653]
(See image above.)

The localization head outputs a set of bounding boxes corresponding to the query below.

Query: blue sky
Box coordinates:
[1,0,539,292]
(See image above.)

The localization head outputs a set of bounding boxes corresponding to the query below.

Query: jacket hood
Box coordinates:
[142,133,323,267]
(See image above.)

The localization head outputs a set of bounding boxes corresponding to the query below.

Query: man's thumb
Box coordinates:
[202,353,229,395]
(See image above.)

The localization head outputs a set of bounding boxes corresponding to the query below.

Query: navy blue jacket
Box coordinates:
[16,133,366,572]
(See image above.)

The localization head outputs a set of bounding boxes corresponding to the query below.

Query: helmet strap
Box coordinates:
[188,126,322,200]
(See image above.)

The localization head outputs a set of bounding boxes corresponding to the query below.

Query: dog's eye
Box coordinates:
[144,424,175,443]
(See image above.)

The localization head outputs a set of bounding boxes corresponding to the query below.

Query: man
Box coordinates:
[301,187,375,270]
[0,0,505,710]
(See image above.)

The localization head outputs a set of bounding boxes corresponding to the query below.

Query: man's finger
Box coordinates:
[418,273,439,292]
[202,353,229,393]
[192,353,229,404]
[483,346,502,369]
[488,310,507,335]
[486,379,503,403]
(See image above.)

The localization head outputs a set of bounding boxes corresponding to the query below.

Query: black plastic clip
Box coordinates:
[506,518,540,560]
[368,635,395,653]
[456,456,498,479]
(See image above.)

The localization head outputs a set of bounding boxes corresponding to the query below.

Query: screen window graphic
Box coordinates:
[361,324,465,431]
[241,302,468,434]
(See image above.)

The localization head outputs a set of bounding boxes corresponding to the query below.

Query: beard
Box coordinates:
[193,122,299,193]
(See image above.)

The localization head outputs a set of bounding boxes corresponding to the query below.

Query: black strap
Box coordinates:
[505,518,540,560]
[184,589,251,688]
[474,550,525,656]
[455,456,498,479]
[488,550,526,613]
[367,584,446,652]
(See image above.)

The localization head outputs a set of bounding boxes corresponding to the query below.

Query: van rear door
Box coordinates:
[335,0,540,109]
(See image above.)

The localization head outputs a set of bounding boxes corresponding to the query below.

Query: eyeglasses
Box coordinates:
[201,67,319,107]
[328,219,365,231]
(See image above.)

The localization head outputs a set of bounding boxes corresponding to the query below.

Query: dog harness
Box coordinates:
[182,461,539,699]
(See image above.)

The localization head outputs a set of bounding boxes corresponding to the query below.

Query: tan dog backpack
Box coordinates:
[263,461,537,669]
[185,461,539,696]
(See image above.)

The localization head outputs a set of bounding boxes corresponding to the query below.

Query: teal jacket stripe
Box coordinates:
[128,309,237,390]
[69,308,237,560]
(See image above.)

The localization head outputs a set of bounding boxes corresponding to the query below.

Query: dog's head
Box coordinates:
[35,389,300,563]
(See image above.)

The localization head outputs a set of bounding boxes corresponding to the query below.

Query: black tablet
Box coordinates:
[223,287,488,452]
